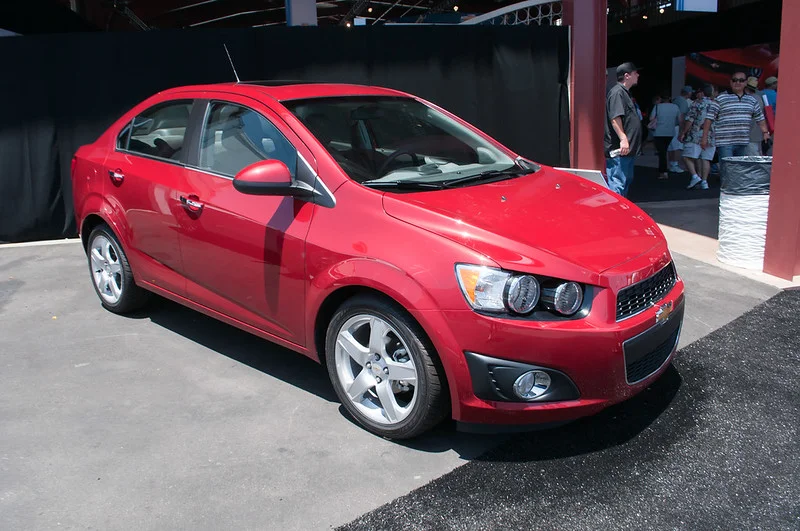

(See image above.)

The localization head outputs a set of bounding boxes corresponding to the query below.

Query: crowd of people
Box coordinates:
[604,61,778,198]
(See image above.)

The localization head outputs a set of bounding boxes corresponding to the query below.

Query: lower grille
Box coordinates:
[625,327,679,383]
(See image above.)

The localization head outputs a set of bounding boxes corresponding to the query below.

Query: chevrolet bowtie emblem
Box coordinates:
[655,301,673,325]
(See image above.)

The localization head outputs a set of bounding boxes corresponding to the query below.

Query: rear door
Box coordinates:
[177,95,318,345]
[103,99,201,296]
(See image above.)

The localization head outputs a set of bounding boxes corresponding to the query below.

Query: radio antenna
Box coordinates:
[224,44,240,83]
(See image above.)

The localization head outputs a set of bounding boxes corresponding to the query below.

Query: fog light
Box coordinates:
[512,370,551,400]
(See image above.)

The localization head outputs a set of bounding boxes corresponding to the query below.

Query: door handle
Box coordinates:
[108,169,124,184]
[180,195,204,212]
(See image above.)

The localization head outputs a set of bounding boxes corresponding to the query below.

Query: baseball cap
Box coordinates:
[682,85,693,94]
[616,62,641,77]
[746,76,759,90]
[765,76,778,86]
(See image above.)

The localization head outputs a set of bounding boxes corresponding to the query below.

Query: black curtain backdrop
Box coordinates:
[0,26,570,243]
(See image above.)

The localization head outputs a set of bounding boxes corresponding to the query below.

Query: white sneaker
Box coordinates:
[686,175,702,189]
[671,164,686,173]
[699,180,709,190]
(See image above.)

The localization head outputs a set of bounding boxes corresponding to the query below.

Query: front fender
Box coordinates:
[306,257,468,417]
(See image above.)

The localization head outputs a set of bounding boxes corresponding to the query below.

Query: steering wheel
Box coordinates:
[376,149,422,177]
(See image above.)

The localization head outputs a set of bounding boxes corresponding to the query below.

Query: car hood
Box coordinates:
[382,166,665,276]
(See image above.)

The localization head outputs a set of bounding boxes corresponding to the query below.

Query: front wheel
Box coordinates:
[86,224,149,314]
[325,295,449,439]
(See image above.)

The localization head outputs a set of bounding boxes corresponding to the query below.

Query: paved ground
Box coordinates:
[342,289,800,530]
[0,241,782,530]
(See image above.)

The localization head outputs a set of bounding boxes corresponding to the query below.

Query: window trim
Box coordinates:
[114,98,196,167]
[191,99,300,179]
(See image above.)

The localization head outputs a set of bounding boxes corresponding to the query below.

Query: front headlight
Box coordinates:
[455,265,509,312]
[455,264,540,314]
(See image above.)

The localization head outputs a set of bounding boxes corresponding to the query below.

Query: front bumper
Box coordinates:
[416,265,685,426]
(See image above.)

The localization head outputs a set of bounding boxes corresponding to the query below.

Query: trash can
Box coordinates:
[717,156,771,270]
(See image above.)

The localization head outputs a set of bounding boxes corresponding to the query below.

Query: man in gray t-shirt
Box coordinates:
[604,62,643,197]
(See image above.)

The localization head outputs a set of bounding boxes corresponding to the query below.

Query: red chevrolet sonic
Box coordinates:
[72,82,684,439]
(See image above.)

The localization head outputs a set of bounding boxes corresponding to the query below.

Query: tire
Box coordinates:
[86,224,149,314]
[325,294,449,439]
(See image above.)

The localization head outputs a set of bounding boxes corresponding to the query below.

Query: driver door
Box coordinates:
[177,96,317,346]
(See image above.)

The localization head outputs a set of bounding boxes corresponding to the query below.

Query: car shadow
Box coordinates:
[121,296,683,461]
[130,296,338,403]
[339,365,683,461]
[474,364,684,463]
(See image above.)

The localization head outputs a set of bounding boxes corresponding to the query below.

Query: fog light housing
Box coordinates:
[512,370,552,400]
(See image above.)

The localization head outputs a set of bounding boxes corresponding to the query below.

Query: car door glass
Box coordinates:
[126,100,192,161]
[116,122,131,150]
[199,102,298,178]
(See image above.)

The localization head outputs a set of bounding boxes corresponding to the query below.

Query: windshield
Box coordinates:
[284,96,529,188]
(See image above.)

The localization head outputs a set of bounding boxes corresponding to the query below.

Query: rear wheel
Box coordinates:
[86,224,149,314]
[325,294,449,439]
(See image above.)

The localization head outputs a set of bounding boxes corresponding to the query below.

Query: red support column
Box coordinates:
[562,0,608,171]
[764,1,800,280]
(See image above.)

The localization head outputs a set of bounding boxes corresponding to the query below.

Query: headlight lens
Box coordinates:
[553,281,583,315]
[505,275,540,314]
[456,264,583,317]
[456,265,540,314]
[455,265,510,312]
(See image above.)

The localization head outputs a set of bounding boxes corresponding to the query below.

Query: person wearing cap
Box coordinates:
[604,62,642,197]
[702,71,769,159]
[744,76,767,155]
[763,76,777,115]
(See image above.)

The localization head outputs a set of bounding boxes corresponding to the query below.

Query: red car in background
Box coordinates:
[72,82,684,439]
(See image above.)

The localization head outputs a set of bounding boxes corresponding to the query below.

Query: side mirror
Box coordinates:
[233,159,315,199]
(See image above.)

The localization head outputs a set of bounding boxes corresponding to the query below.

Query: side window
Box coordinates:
[127,100,193,161]
[116,122,131,150]
[199,102,298,178]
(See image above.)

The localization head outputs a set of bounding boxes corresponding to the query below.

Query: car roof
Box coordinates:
[163,81,411,102]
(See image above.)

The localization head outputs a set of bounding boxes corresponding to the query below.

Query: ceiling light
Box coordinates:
[660,8,665,13]
[642,14,648,19]
[367,7,372,13]
[346,21,352,27]
[453,5,459,12]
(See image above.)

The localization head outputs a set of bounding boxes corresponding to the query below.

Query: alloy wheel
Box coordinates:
[334,314,419,425]
[89,234,124,305]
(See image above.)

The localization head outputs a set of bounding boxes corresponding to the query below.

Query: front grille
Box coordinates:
[626,327,679,383]
[616,263,676,321]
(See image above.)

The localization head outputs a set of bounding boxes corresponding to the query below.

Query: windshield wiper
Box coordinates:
[440,168,528,188]
[361,180,445,190]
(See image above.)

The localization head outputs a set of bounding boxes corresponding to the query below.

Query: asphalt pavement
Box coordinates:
[341,288,800,530]
[0,240,790,530]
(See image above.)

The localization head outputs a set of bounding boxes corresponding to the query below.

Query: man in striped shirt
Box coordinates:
[701,71,770,159]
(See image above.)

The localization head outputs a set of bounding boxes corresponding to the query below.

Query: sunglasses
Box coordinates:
[731,78,747,82]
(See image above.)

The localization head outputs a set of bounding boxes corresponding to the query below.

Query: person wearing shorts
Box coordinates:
[679,85,716,190]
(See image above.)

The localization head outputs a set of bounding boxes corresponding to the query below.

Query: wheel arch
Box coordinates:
[76,194,131,254]
[309,269,456,416]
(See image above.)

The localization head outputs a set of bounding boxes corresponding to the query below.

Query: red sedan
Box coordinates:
[71,82,684,439]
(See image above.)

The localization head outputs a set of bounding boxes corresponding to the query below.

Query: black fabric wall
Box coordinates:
[0,26,570,243]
